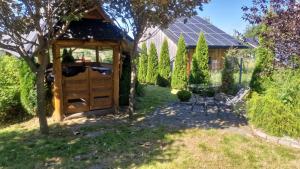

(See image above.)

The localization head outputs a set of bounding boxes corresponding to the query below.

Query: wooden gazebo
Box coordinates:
[51,7,132,121]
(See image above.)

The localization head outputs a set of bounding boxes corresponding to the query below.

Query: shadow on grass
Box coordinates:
[0,85,247,168]
[0,120,183,168]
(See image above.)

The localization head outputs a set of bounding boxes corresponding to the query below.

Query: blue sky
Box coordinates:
[198,0,253,35]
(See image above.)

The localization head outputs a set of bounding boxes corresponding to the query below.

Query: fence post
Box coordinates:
[239,57,243,87]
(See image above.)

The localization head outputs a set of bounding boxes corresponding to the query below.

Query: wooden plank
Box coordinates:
[63,108,114,121]
[55,40,119,48]
[66,102,90,114]
[64,92,89,100]
[91,90,112,97]
[113,45,120,112]
[52,45,64,121]
[63,83,89,91]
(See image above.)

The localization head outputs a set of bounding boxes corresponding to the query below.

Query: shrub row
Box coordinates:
[247,69,300,137]
[0,56,36,123]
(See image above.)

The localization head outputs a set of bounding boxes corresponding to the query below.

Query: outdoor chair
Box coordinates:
[225,87,250,106]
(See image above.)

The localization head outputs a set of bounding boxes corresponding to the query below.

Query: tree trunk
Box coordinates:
[128,40,139,118]
[36,53,49,134]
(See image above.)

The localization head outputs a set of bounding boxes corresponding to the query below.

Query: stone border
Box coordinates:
[251,126,300,149]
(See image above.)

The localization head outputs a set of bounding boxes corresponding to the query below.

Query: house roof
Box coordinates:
[163,16,247,49]
[244,37,259,48]
[58,18,132,42]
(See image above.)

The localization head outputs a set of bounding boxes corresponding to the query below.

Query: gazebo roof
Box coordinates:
[58,18,132,42]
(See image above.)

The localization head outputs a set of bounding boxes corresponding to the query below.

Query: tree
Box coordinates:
[244,24,263,38]
[0,1,97,134]
[189,32,210,85]
[158,39,171,87]
[137,43,148,83]
[250,37,275,93]
[221,56,235,94]
[171,34,188,89]
[103,0,208,116]
[146,43,159,84]
[243,0,300,61]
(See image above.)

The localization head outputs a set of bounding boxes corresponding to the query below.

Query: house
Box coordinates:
[140,16,247,72]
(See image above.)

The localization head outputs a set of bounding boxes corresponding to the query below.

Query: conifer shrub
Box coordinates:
[158,39,171,87]
[19,60,37,115]
[171,34,188,89]
[138,43,148,83]
[119,55,131,106]
[221,56,236,94]
[250,37,274,93]
[146,43,159,84]
[62,49,75,64]
[247,69,300,137]
[177,90,192,102]
[189,33,210,85]
[0,56,25,123]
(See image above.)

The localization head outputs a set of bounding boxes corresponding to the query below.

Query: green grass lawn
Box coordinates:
[135,85,178,115]
[0,85,300,169]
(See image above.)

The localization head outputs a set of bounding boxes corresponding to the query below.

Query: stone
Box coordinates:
[278,139,292,147]
[290,142,300,149]
[266,135,279,143]
[254,130,267,139]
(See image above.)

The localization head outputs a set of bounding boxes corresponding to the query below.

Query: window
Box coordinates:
[211,60,219,71]
[98,49,113,64]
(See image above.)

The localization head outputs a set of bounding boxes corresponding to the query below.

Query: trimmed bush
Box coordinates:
[189,32,210,85]
[136,81,145,97]
[146,43,159,84]
[119,55,131,106]
[171,34,188,89]
[0,56,25,123]
[158,39,171,87]
[247,69,300,137]
[19,60,37,115]
[177,90,192,102]
[221,56,236,94]
[62,49,75,64]
[138,43,148,83]
[250,37,274,93]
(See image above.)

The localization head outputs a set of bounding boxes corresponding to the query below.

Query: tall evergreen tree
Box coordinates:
[158,39,171,87]
[138,43,148,83]
[189,32,210,85]
[146,43,159,84]
[250,36,274,93]
[171,34,188,89]
[221,56,235,94]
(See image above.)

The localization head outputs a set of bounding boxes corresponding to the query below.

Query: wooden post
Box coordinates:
[113,45,120,113]
[238,57,243,87]
[96,46,99,63]
[52,45,64,121]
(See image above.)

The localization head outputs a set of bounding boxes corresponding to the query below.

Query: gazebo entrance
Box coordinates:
[62,64,113,114]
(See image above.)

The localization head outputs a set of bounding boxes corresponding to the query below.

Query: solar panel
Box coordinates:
[163,15,245,48]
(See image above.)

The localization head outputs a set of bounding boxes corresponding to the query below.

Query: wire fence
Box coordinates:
[210,57,255,88]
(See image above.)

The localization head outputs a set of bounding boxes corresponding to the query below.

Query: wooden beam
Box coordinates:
[113,45,121,113]
[52,45,64,121]
[96,46,99,63]
[54,40,119,48]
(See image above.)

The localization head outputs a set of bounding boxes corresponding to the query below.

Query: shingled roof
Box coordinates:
[58,18,132,42]
[163,16,246,49]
